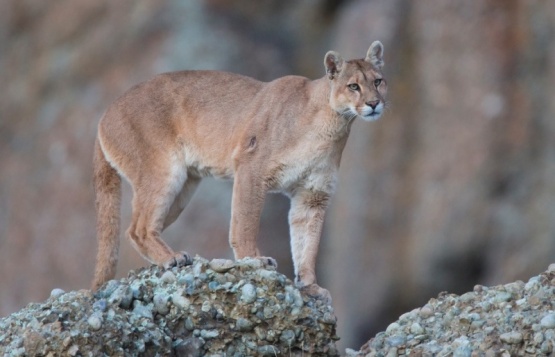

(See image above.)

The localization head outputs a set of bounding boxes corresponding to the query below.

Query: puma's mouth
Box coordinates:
[363,110,382,121]
[341,105,384,122]
[360,103,384,121]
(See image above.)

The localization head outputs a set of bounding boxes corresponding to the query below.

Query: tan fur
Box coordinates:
[92,42,388,300]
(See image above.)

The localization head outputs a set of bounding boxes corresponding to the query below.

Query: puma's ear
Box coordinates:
[324,51,344,80]
[365,41,384,69]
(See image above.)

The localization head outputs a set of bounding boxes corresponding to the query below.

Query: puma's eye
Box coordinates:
[374,78,382,87]
[348,83,360,91]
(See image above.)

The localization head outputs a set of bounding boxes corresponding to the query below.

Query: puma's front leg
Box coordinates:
[289,189,332,303]
[229,169,273,265]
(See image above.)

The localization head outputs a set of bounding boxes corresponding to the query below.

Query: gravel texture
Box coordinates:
[2,259,555,356]
[353,264,555,357]
[0,256,338,356]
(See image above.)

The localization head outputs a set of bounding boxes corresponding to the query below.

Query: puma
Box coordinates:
[92,41,387,301]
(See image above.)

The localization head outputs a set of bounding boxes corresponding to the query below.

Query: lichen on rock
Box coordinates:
[0,256,339,356]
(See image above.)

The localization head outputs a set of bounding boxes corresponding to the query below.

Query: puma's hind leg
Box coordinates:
[163,176,201,230]
[127,167,194,269]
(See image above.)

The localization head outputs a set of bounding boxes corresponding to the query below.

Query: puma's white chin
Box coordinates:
[361,111,383,122]
[359,103,384,122]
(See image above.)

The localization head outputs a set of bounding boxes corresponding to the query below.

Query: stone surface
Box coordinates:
[357,267,555,356]
[0,256,338,356]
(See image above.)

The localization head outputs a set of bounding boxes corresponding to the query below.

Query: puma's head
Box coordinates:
[324,41,387,122]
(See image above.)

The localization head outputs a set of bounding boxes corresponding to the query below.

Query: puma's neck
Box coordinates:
[308,76,333,109]
[308,76,353,139]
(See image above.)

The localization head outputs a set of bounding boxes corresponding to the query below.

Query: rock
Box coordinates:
[50,288,65,299]
[237,257,264,270]
[92,299,107,312]
[533,331,544,344]
[209,258,235,273]
[200,329,219,339]
[356,267,555,356]
[453,345,472,357]
[385,322,400,334]
[160,270,176,284]
[171,293,190,310]
[185,316,194,331]
[499,331,523,344]
[107,285,133,309]
[540,313,555,329]
[321,311,337,325]
[67,345,79,356]
[86,314,102,330]
[208,281,220,291]
[174,337,203,357]
[235,317,255,332]
[0,256,338,356]
[258,345,279,356]
[419,305,434,318]
[100,280,120,298]
[153,292,170,315]
[410,322,425,335]
[285,285,304,309]
[279,329,296,344]
[540,340,553,354]
[493,291,513,303]
[132,300,153,320]
[385,335,406,348]
[240,283,257,303]
[201,300,211,313]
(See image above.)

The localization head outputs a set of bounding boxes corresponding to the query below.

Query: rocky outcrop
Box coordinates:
[0,257,338,356]
[353,264,555,356]
[1,259,554,356]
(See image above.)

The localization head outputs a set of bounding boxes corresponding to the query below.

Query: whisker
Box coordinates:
[339,108,360,122]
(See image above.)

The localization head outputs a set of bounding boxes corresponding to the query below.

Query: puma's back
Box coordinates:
[98,71,264,177]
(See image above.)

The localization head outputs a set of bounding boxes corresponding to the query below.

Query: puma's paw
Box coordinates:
[298,283,333,305]
[162,251,193,269]
[257,256,278,269]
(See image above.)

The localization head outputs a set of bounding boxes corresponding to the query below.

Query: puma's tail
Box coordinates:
[92,136,121,290]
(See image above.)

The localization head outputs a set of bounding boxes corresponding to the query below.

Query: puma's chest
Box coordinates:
[266,152,338,195]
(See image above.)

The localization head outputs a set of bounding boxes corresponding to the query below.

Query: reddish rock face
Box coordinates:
[2,0,555,351]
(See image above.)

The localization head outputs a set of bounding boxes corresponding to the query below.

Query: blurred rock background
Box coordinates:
[1,0,554,350]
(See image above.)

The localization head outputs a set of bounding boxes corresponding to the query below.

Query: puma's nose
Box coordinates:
[366,100,380,109]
